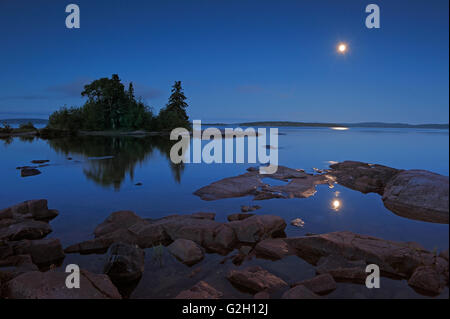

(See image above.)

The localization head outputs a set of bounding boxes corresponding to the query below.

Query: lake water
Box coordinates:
[0,127,448,299]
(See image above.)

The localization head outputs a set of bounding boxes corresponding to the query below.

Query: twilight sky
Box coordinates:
[0,0,448,123]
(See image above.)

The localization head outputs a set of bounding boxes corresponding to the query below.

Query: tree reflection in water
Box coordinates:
[48,135,186,190]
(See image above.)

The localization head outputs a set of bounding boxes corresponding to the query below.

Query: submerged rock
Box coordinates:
[314,255,367,284]
[253,290,271,299]
[329,267,368,284]
[241,205,261,213]
[4,270,121,299]
[291,274,336,295]
[227,266,288,293]
[104,242,145,285]
[168,239,204,266]
[175,281,223,299]
[315,254,366,275]
[281,285,320,299]
[382,170,449,224]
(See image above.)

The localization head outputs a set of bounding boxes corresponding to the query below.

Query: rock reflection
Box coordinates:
[48,135,186,190]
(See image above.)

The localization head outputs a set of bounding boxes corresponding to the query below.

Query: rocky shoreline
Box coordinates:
[1,208,448,298]
[1,161,448,299]
[194,161,449,224]
[328,161,449,224]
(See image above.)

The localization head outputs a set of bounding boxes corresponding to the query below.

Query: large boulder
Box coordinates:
[103,242,145,285]
[227,266,288,293]
[0,220,52,241]
[328,161,401,195]
[0,255,39,281]
[175,281,223,299]
[382,170,449,224]
[228,215,286,244]
[0,240,14,259]
[157,215,236,254]
[4,270,121,299]
[408,266,447,295]
[254,238,294,260]
[94,211,144,238]
[128,222,171,248]
[285,231,449,282]
[0,200,58,222]
[0,209,13,220]
[11,238,65,268]
[193,172,264,201]
[168,239,204,266]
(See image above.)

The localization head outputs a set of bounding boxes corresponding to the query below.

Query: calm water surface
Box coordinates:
[0,127,448,298]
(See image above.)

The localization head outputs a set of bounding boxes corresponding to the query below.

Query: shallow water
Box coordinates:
[0,127,448,298]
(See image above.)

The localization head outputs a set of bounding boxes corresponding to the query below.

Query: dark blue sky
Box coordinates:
[0,0,448,123]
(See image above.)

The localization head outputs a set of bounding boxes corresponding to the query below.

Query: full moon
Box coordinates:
[337,43,347,54]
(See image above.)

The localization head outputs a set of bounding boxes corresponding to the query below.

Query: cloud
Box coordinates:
[129,82,164,100]
[46,78,91,98]
[0,78,163,105]
[47,78,164,100]
[0,78,89,101]
[0,111,50,119]
[0,95,51,101]
[236,84,265,94]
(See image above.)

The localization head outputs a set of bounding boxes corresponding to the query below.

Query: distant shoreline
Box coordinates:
[204,121,449,129]
[1,118,449,132]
